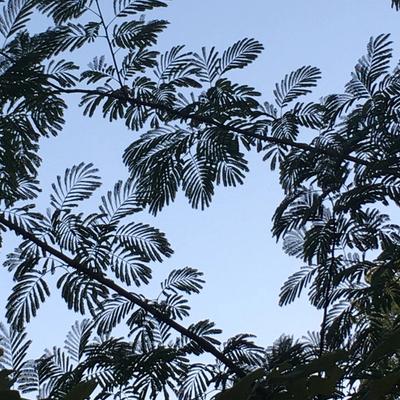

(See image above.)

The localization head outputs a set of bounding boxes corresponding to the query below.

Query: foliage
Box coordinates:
[0,1,400,400]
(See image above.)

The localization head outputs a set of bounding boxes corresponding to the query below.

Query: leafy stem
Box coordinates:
[0,212,246,378]
[319,211,336,357]
[47,83,374,169]
[95,0,124,88]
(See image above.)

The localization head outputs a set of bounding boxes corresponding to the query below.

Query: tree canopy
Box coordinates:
[1,0,400,399]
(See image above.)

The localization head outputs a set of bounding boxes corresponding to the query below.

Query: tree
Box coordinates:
[1,0,400,399]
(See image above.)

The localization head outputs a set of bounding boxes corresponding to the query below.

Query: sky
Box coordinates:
[2,0,400,364]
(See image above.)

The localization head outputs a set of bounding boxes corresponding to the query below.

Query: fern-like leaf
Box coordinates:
[99,180,142,225]
[392,0,400,10]
[64,319,93,362]
[182,153,215,210]
[0,322,31,372]
[110,247,152,286]
[37,0,92,24]
[50,163,101,211]
[115,222,173,262]
[178,364,213,400]
[6,271,50,329]
[81,55,116,84]
[192,47,220,84]
[178,320,221,355]
[46,59,79,88]
[223,334,264,367]
[112,19,168,49]
[94,295,135,334]
[155,45,200,87]
[346,33,392,96]
[113,0,167,18]
[0,0,35,40]
[279,266,316,306]
[274,66,321,108]
[161,267,204,295]
[220,38,263,75]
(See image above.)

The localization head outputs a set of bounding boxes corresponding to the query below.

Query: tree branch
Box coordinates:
[319,213,336,357]
[94,0,125,88]
[0,213,245,378]
[49,84,370,167]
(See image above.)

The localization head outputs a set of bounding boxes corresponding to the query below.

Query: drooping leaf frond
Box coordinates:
[124,123,249,213]
[0,0,35,40]
[219,38,263,76]
[113,0,168,18]
[177,364,213,400]
[98,179,142,225]
[346,33,392,96]
[46,59,79,88]
[222,334,265,368]
[178,320,222,355]
[274,66,321,108]
[279,266,316,306]
[182,153,215,210]
[114,221,173,262]
[109,246,152,286]
[192,46,220,84]
[6,270,51,329]
[81,55,116,85]
[57,271,109,315]
[0,322,31,372]
[45,22,101,54]
[392,0,400,10]
[50,162,101,211]
[64,319,93,362]
[94,295,135,333]
[37,0,93,24]
[161,267,205,295]
[38,346,73,397]
[155,45,200,88]
[112,19,169,49]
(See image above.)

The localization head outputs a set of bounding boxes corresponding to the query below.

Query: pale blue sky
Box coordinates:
[2,0,400,359]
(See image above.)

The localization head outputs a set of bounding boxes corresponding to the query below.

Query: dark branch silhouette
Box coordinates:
[0,213,246,378]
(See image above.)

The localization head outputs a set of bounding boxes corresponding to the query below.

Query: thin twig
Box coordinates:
[95,0,124,88]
